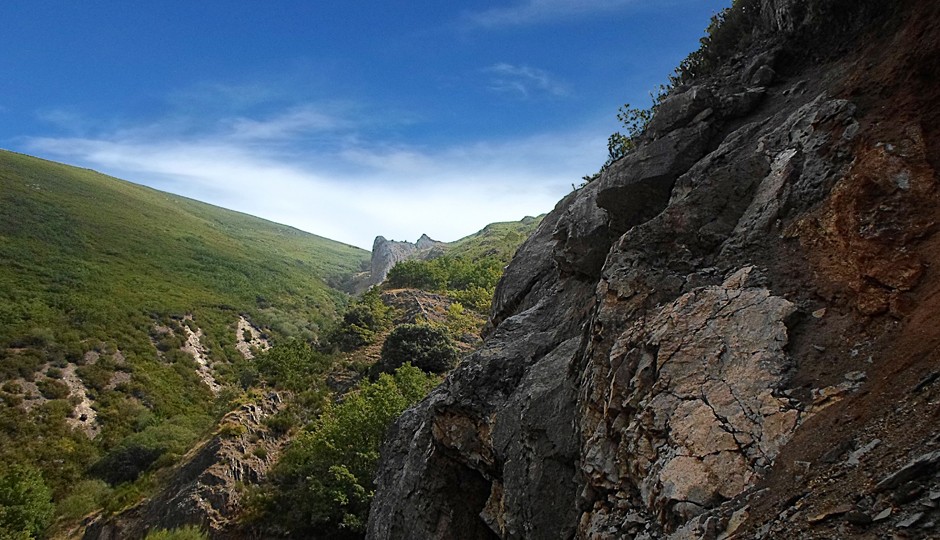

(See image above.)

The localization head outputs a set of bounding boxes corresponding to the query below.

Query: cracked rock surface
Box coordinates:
[368,1,940,539]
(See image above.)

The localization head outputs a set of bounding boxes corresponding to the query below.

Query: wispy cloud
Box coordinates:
[467,0,637,27]
[23,105,606,249]
[484,63,569,99]
[226,105,352,141]
[36,108,90,134]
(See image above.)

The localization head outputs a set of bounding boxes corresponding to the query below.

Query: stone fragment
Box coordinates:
[873,508,893,521]
[893,482,924,505]
[750,65,776,86]
[875,451,940,491]
[844,371,867,382]
[896,512,923,528]
[807,504,853,524]
[845,439,880,466]
[914,372,939,392]
[646,85,715,135]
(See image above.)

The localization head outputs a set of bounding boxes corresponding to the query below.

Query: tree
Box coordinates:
[0,464,54,539]
[263,365,438,537]
[380,324,459,374]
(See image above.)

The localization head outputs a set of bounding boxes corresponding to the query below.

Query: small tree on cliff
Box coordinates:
[380,324,459,374]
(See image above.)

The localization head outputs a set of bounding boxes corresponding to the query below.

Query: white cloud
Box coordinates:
[467,0,637,27]
[24,121,606,250]
[36,109,89,133]
[226,105,352,141]
[484,63,569,98]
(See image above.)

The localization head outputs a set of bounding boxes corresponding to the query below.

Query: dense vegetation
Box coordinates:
[0,150,368,536]
[382,217,541,317]
[257,364,438,538]
[324,289,393,351]
[385,256,502,313]
[672,0,761,83]
[380,324,458,374]
[0,149,537,538]
[0,465,55,539]
[143,525,209,540]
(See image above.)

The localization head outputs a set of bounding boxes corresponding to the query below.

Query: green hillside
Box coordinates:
[0,149,368,512]
[383,215,543,313]
[0,149,544,537]
[447,215,542,262]
[0,150,367,351]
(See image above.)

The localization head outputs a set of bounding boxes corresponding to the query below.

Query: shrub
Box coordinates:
[672,0,761,83]
[384,256,502,314]
[0,464,55,539]
[36,379,70,400]
[263,409,300,436]
[57,479,112,521]
[90,444,164,486]
[254,341,331,391]
[326,289,392,351]
[380,324,459,374]
[438,302,482,339]
[263,365,438,537]
[143,525,209,540]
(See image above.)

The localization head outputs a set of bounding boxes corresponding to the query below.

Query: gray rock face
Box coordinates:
[578,267,800,536]
[368,1,939,539]
[369,234,445,286]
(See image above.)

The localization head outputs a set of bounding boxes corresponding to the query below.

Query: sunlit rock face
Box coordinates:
[369,234,445,286]
[368,1,940,539]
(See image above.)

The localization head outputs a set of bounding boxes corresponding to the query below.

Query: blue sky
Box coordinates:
[1,1,729,250]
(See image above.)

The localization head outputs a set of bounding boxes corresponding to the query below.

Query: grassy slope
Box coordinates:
[0,149,368,505]
[445,215,543,262]
[0,150,368,354]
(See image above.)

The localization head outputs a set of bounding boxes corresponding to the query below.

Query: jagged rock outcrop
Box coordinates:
[369,234,445,286]
[83,393,289,540]
[368,1,940,538]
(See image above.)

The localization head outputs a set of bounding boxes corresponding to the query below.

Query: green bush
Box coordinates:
[91,414,211,485]
[672,0,761,83]
[57,479,112,521]
[143,525,209,540]
[254,341,332,391]
[436,302,482,339]
[326,289,392,351]
[380,324,459,374]
[0,464,54,539]
[36,379,70,400]
[384,256,502,314]
[262,365,438,537]
[90,444,164,486]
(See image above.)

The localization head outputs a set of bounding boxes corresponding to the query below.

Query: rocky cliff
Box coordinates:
[368,1,940,538]
[369,234,446,286]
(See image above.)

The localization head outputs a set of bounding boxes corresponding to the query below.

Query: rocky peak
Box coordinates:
[415,233,437,249]
[369,234,444,286]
